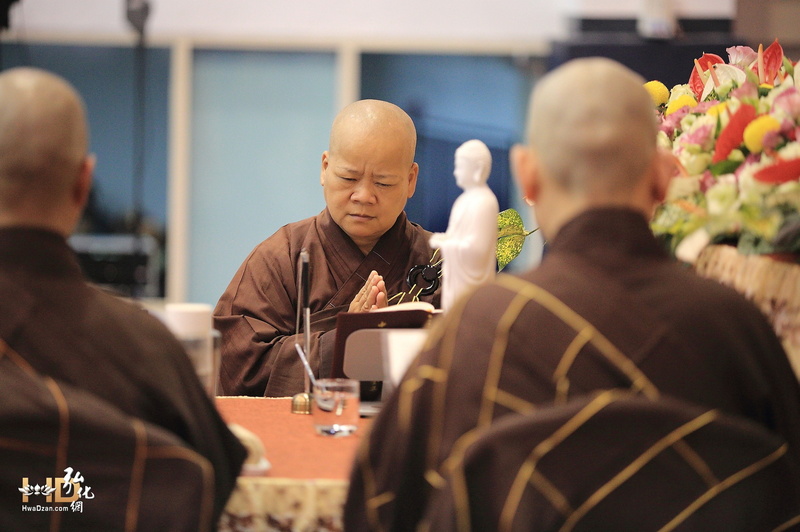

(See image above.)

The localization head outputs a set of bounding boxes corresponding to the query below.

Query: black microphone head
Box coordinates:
[300,250,310,309]
[126,0,150,35]
[1,0,20,30]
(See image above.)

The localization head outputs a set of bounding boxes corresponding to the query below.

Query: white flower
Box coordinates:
[738,163,775,204]
[666,175,702,200]
[777,141,800,159]
[656,130,672,150]
[729,149,746,163]
[701,64,747,101]
[706,180,739,216]
[679,150,712,176]
[727,46,758,68]
[668,84,694,102]
[770,181,800,210]
[676,228,711,264]
[679,111,700,131]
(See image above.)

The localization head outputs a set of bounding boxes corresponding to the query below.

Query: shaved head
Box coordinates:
[329,99,417,167]
[0,67,90,228]
[321,99,419,253]
[527,57,658,197]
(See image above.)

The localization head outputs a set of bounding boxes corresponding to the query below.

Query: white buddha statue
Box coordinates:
[430,139,499,312]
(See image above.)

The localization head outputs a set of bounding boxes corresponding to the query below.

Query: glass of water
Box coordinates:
[312,378,360,437]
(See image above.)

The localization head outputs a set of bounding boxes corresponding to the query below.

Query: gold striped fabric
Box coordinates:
[351,273,800,532]
[0,337,215,532]
[424,390,799,532]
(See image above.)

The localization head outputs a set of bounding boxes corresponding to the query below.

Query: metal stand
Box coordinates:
[292,251,313,414]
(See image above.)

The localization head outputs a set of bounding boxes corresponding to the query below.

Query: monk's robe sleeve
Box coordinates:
[214,237,334,397]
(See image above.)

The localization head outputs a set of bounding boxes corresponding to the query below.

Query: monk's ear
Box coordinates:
[320,151,330,186]
[73,154,95,210]
[510,144,539,205]
[652,147,677,204]
[406,162,419,198]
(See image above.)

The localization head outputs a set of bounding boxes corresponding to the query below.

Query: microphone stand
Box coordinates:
[291,250,313,414]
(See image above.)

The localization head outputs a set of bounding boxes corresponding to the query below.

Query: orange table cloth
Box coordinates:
[216,396,371,532]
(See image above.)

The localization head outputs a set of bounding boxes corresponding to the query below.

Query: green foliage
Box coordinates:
[783,56,795,79]
[744,67,760,87]
[709,159,741,177]
[650,193,708,254]
[496,208,538,271]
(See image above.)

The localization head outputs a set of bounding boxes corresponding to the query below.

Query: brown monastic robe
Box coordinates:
[0,227,246,526]
[345,208,800,531]
[214,209,439,397]
[1,343,217,531]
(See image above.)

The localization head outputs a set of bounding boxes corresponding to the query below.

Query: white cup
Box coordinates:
[163,303,220,396]
[312,378,360,437]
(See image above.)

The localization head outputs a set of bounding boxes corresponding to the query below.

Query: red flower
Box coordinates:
[689,53,724,99]
[757,39,784,85]
[712,103,757,163]
[754,158,800,184]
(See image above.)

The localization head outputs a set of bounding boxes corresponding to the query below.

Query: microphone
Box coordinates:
[126,0,150,36]
[1,0,19,30]
[301,249,310,310]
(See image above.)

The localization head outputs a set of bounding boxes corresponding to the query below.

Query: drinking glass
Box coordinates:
[312,378,360,437]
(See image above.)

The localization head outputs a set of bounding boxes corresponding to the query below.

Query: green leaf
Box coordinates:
[737,231,776,255]
[744,68,760,87]
[496,208,537,271]
[783,56,795,79]
[709,159,742,177]
[651,193,707,235]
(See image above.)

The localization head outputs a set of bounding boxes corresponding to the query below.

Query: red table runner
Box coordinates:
[215,396,370,480]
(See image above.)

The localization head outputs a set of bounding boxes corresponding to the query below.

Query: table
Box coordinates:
[215,397,370,532]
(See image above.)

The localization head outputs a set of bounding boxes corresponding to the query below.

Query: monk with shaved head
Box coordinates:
[345,58,800,531]
[0,67,94,234]
[215,99,439,397]
[0,68,246,526]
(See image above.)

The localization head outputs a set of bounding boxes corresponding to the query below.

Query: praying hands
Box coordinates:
[348,270,388,312]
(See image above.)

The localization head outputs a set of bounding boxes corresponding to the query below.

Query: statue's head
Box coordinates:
[454,139,492,189]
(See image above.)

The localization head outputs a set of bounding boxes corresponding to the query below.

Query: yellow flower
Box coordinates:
[665,94,697,116]
[743,115,781,153]
[644,80,669,106]
[707,102,728,117]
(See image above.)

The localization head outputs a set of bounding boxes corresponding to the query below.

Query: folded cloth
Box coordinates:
[228,423,271,475]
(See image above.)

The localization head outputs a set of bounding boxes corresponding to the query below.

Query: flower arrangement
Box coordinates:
[647,40,800,262]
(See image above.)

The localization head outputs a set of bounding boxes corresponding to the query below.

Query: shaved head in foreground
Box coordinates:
[512,57,668,240]
[0,67,94,235]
